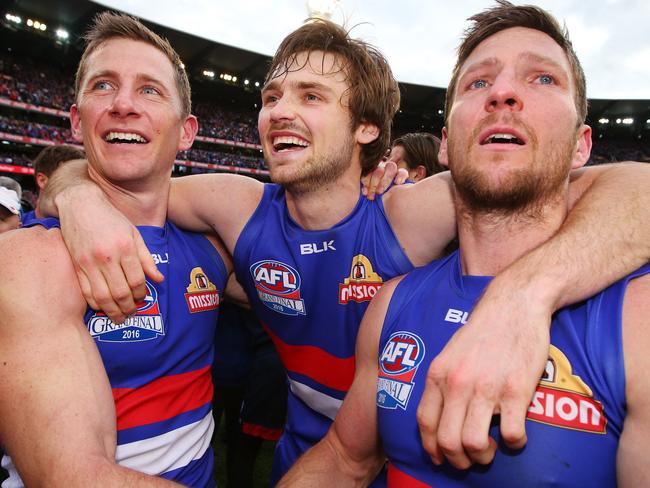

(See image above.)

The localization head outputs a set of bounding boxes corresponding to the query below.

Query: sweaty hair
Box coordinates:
[392,132,444,176]
[33,145,85,179]
[75,11,191,117]
[445,0,587,126]
[266,19,401,175]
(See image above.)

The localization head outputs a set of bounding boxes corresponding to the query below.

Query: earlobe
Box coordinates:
[69,104,84,143]
[178,115,199,151]
[572,124,592,169]
[356,122,380,145]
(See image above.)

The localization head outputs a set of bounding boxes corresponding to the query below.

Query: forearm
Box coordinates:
[497,163,650,312]
[30,456,183,488]
[278,435,380,488]
[39,159,102,218]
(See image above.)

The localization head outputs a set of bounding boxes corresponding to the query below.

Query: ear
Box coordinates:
[69,104,84,143]
[413,165,427,182]
[35,173,48,191]
[178,114,199,151]
[355,122,380,145]
[571,124,592,170]
[438,127,449,168]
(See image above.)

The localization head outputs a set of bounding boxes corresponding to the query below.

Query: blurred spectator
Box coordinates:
[23,144,85,223]
[387,132,444,181]
[0,176,21,233]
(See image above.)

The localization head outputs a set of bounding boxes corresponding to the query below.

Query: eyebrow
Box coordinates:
[84,70,170,91]
[462,52,566,75]
[262,79,336,95]
[460,57,501,78]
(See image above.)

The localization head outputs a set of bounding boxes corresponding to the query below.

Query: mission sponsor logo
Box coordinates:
[377,332,426,410]
[184,266,220,313]
[250,259,306,316]
[87,282,164,342]
[339,254,383,304]
[527,345,606,434]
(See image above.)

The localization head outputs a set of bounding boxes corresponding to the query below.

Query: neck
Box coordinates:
[285,162,362,230]
[89,166,170,227]
[456,184,570,276]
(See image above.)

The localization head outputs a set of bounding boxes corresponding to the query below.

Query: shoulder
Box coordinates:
[622,271,650,402]
[356,275,406,358]
[0,227,85,322]
[382,173,456,267]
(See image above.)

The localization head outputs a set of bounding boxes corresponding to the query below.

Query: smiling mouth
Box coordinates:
[105,131,148,144]
[272,136,309,152]
[480,133,524,145]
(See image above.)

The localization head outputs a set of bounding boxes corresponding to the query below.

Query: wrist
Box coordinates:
[488,262,564,317]
[54,182,104,217]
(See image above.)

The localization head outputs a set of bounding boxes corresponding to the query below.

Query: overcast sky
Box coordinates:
[96,0,650,100]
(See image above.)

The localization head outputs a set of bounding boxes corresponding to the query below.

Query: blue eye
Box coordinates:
[470,79,488,89]
[93,81,112,90]
[142,86,160,95]
[306,93,320,101]
[538,74,555,85]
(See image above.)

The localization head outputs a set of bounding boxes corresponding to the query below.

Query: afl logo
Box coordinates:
[379,332,425,376]
[251,260,301,295]
[135,282,158,313]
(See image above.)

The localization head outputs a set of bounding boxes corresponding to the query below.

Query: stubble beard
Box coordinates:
[270,132,355,196]
[448,119,576,217]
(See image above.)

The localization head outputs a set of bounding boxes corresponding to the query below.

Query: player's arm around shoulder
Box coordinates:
[382,172,456,267]
[618,272,650,487]
[0,228,178,487]
[278,277,404,487]
[202,232,249,307]
[169,173,265,252]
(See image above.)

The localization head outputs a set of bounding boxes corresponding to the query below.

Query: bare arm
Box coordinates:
[278,279,401,487]
[618,272,650,487]
[167,173,263,252]
[0,228,179,487]
[383,171,457,266]
[416,162,650,468]
[40,160,262,322]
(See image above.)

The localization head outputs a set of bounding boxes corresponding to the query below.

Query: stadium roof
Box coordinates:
[3,0,650,137]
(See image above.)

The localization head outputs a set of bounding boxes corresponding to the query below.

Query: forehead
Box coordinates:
[266,50,349,91]
[82,38,176,86]
[461,26,572,77]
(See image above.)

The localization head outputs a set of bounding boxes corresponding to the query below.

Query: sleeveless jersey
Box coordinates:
[377,251,647,487]
[3,218,228,488]
[233,184,413,480]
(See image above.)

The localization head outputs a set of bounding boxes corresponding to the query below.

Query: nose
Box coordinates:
[109,86,139,117]
[268,94,296,123]
[485,74,522,113]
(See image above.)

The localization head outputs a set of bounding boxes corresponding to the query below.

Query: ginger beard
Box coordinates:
[447,113,577,215]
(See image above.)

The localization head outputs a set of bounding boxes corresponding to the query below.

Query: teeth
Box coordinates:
[483,133,522,145]
[272,136,309,150]
[105,131,147,143]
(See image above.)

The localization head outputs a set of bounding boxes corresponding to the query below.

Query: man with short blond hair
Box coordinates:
[0,12,231,486]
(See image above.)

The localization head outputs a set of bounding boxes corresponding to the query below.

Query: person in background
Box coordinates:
[0,176,21,233]
[385,132,444,181]
[22,144,85,224]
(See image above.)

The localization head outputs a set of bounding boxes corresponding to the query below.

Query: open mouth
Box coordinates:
[272,135,309,152]
[480,133,524,145]
[104,131,149,144]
